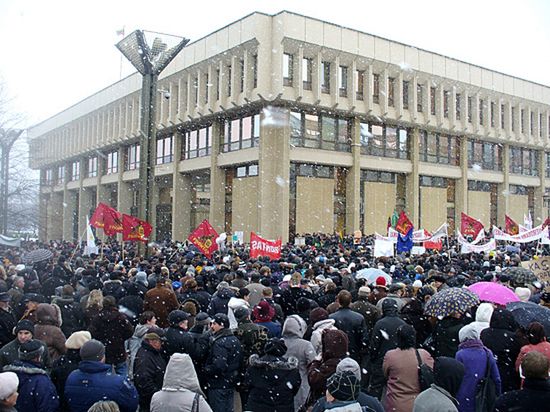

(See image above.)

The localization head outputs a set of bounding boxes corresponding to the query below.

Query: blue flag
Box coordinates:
[397,227,413,253]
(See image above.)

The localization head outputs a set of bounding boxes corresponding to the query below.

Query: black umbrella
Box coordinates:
[503,267,537,287]
[23,248,53,265]
[507,301,550,338]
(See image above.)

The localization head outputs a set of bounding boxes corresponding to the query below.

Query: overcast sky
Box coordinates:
[1,0,549,128]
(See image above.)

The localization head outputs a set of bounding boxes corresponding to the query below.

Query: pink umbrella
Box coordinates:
[468,282,520,306]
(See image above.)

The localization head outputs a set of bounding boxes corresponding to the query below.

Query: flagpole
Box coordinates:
[69,226,87,263]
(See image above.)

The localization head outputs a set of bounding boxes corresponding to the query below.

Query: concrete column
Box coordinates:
[258,107,290,242]
[346,118,361,234]
[497,143,510,226]
[117,146,132,215]
[50,192,64,240]
[209,120,226,233]
[456,136,469,219]
[38,193,48,241]
[172,133,192,241]
[406,128,420,227]
[78,186,94,239]
[534,150,546,224]
[62,190,77,241]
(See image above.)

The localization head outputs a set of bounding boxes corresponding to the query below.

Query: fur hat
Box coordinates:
[65,331,92,350]
[212,313,230,328]
[264,337,287,357]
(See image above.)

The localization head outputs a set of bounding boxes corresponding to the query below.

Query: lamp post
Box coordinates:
[0,128,23,235]
[116,30,189,254]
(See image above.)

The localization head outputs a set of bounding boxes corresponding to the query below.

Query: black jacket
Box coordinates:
[207,288,233,317]
[0,307,16,347]
[53,297,84,338]
[133,341,167,409]
[51,348,81,410]
[278,287,313,317]
[178,290,211,312]
[430,317,466,358]
[102,280,127,302]
[400,297,432,346]
[369,299,406,365]
[163,326,196,358]
[204,328,242,389]
[329,307,368,360]
[245,354,301,412]
[494,378,550,411]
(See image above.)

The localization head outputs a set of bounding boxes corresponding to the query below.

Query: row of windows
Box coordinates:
[360,123,409,159]
[290,112,350,152]
[418,132,460,166]
[222,114,260,153]
[509,147,538,176]
[467,140,502,171]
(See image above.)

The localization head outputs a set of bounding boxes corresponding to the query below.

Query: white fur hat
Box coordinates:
[515,287,531,302]
[0,371,18,400]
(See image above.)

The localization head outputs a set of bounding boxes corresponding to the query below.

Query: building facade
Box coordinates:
[28,11,550,243]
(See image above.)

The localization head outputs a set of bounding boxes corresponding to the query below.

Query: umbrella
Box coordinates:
[507,301,550,337]
[468,282,520,306]
[503,267,537,287]
[356,268,392,285]
[424,287,480,318]
[23,248,53,265]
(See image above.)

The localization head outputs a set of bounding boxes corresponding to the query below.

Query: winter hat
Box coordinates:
[62,285,75,298]
[326,370,361,401]
[18,339,44,361]
[172,281,182,290]
[358,286,371,297]
[65,331,92,350]
[290,272,302,286]
[234,307,250,322]
[14,319,34,336]
[135,271,148,287]
[212,313,230,328]
[375,276,388,289]
[195,312,212,326]
[296,297,311,312]
[264,337,287,357]
[336,357,361,381]
[309,307,329,325]
[0,372,18,400]
[216,281,230,291]
[144,327,165,341]
[80,339,106,361]
[253,300,275,323]
[412,280,423,288]
[168,310,189,326]
[515,287,531,302]
[0,292,10,302]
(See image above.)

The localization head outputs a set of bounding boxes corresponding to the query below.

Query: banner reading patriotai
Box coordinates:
[187,220,219,259]
[493,225,548,243]
[250,232,282,260]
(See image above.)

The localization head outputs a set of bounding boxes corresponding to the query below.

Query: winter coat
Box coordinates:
[235,319,268,367]
[207,287,233,317]
[480,308,524,392]
[282,315,316,410]
[143,284,179,328]
[228,296,250,330]
[102,279,127,302]
[255,320,282,338]
[245,354,301,412]
[350,297,380,331]
[457,303,493,341]
[0,338,51,369]
[400,298,432,346]
[178,289,211,312]
[204,327,242,389]
[51,348,81,410]
[52,297,84,337]
[3,360,59,412]
[330,307,368,360]
[515,340,550,371]
[133,340,167,410]
[455,339,501,412]
[34,303,66,362]
[150,353,212,412]
[431,317,465,358]
[307,329,349,401]
[89,307,133,364]
[315,289,338,310]
[383,348,434,412]
[41,274,66,300]
[64,360,139,412]
[118,294,144,325]
[245,282,266,308]
[164,326,196,358]
[0,307,16,347]
[126,323,149,380]
[310,318,338,355]
[279,286,313,317]
[494,377,550,412]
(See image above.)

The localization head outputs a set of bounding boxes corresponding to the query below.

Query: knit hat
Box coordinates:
[195,312,212,326]
[65,331,92,350]
[217,281,230,291]
[264,337,287,357]
[375,276,388,289]
[253,300,275,323]
[80,339,106,361]
[326,370,361,401]
[358,286,371,297]
[168,310,189,326]
[18,339,44,361]
[0,292,11,302]
[234,307,250,322]
[14,320,34,336]
[309,307,329,325]
[0,372,18,400]
[212,313,230,328]
[135,271,148,287]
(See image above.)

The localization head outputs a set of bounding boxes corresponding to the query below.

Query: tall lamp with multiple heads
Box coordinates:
[116,30,189,254]
[0,128,23,235]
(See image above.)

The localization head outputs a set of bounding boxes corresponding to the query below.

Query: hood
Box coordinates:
[382,298,399,316]
[322,329,349,360]
[475,303,494,323]
[336,357,361,380]
[4,360,47,376]
[313,318,336,331]
[282,315,307,339]
[35,303,59,326]
[162,353,204,396]
[489,308,518,331]
[133,324,150,338]
[78,360,112,374]
[216,288,233,300]
[228,297,249,310]
[249,354,299,370]
[433,356,465,397]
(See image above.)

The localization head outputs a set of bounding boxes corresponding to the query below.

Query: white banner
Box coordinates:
[492,225,548,243]
[0,235,21,248]
[457,229,485,245]
[461,238,496,254]
[374,239,395,257]
[430,223,449,241]
[387,227,434,243]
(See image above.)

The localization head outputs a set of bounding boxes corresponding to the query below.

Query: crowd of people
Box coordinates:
[0,233,549,412]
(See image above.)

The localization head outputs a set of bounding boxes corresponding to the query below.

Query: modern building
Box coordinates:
[28,11,550,243]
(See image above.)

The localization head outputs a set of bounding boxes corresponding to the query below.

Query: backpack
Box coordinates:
[475,350,497,412]
[415,349,434,391]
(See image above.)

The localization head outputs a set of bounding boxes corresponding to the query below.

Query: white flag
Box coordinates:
[430,223,448,241]
[524,212,533,230]
[84,216,98,255]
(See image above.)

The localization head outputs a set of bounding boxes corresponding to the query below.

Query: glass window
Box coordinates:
[88,157,98,178]
[339,66,348,97]
[302,58,312,90]
[290,111,302,146]
[249,164,258,176]
[198,128,208,157]
[321,62,330,94]
[321,116,336,142]
[370,124,384,156]
[236,166,246,177]
[360,122,370,147]
[416,84,423,112]
[385,127,397,158]
[501,104,505,129]
[398,129,408,159]
[283,53,293,86]
[241,116,252,149]
[373,74,380,104]
[427,133,437,162]
[491,102,496,127]
[402,81,409,109]
[127,144,140,170]
[439,135,449,164]
[304,114,320,148]
[71,161,80,181]
[252,54,258,88]
[479,99,484,125]
[57,165,65,184]
[253,114,260,146]
[106,150,118,174]
[356,70,364,100]
[387,77,395,107]
[45,169,53,185]
[443,90,449,118]
[156,136,174,164]
[430,87,436,115]
[468,96,473,123]
[227,65,232,97]
[456,93,461,120]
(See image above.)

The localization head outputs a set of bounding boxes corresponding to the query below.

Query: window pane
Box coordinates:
[249,164,258,176]
[371,124,384,156]
[385,127,397,158]
[322,116,336,141]
[427,133,437,162]
[242,116,252,140]
[439,135,449,164]
[304,114,319,148]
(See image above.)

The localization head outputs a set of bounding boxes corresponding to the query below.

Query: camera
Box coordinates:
[163,91,171,100]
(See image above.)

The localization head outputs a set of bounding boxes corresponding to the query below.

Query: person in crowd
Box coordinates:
[429,312,466,358]
[207,282,233,317]
[350,286,380,332]
[51,330,91,410]
[0,371,19,412]
[143,277,179,328]
[102,271,127,302]
[494,351,550,411]
[455,326,501,412]
[252,299,282,338]
[400,286,435,346]
[53,285,85,337]
[126,310,156,380]
[279,272,313,317]
[309,307,337,356]
[480,308,525,392]
[164,309,196,358]
[3,339,59,412]
[64,339,138,412]
[245,337,301,412]
[322,370,364,411]
[330,290,368,361]
[260,287,284,322]
[150,353,212,412]
[89,295,133,376]
[83,289,103,328]
[0,320,51,368]
[368,298,407,399]
[413,357,465,412]
[383,324,434,412]
[33,302,66,362]
[228,287,251,330]
[281,314,316,410]
[0,292,16,348]
[515,321,550,371]
[245,272,266,308]
[118,283,145,326]
[457,302,493,340]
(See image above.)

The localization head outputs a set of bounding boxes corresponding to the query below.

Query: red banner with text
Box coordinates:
[250,232,282,260]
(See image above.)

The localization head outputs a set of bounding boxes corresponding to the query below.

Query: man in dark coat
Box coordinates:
[0,320,51,369]
[64,339,138,412]
[133,329,167,412]
[52,285,84,337]
[207,282,234,317]
[163,310,196,358]
[101,271,127,302]
[278,272,313,316]
[400,285,434,346]
[329,290,368,361]
[0,292,16,347]
[430,314,466,358]
[204,313,243,412]
[143,278,179,328]
[41,256,71,299]
[367,298,406,399]
[350,286,380,332]
[89,296,133,376]
[494,351,550,411]
[178,278,211,312]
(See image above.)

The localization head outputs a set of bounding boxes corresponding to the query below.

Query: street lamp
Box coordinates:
[116,30,189,253]
[0,128,23,235]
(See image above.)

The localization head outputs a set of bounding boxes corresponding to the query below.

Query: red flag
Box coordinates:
[395,211,413,235]
[461,212,484,238]
[122,214,152,242]
[188,220,219,259]
[90,203,110,229]
[505,214,519,235]
[543,217,550,229]
[250,232,282,260]
[103,207,123,236]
